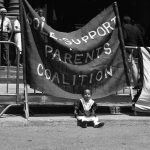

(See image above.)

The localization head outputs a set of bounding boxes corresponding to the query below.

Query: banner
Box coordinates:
[20,0,130,99]
[135,47,150,112]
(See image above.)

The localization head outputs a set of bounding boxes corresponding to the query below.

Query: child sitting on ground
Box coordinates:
[74,88,104,128]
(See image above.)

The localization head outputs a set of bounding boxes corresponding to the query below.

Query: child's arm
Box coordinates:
[91,102,98,116]
[74,100,79,118]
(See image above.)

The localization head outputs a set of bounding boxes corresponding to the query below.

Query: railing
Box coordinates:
[0,45,140,117]
[0,40,21,95]
[0,44,138,97]
[0,41,21,117]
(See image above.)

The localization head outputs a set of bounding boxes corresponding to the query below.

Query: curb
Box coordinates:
[1,113,150,127]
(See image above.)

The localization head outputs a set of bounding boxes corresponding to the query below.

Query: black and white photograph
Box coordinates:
[0,0,150,149]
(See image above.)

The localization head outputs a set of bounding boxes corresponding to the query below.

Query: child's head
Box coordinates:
[82,89,92,101]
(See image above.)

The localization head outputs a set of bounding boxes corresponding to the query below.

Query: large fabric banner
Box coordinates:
[21,0,130,99]
[135,47,150,112]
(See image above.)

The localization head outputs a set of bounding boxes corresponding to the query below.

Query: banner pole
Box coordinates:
[113,2,134,101]
[19,0,29,119]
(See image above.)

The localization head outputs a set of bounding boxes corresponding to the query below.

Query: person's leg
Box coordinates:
[1,33,10,66]
[76,116,104,128]
[14,33,22,65]
[76,116,88,128]
[2,43,10,65]
[131,58,138,86]
[127,49,138,87]
[88,116,104,128]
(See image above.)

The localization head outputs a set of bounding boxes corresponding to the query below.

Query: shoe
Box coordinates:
[94,122,104,128]
[81,121,87,128]
[77,120,82,126]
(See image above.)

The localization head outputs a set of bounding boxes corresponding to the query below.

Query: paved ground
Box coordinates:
[0,114,150,150]
[1,113,150,127]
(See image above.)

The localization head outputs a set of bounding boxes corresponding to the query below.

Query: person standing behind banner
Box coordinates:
[122,16,144,88]
[74,89,104,128]
[37,8,47,42]
[0,8,12,66]
[14,16,22,65]
[122,16,144,56]
[38,9,46,22]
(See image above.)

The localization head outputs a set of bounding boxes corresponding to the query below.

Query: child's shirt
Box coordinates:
[74,98,98,117]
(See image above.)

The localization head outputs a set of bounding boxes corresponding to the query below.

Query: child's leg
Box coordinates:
[77,116,99,124]
[93,117,104,128]
[76,116,88,128]
[86,116,104,128]
[76,116,104,128]
[92,116,100,125]
[76,116,86,121]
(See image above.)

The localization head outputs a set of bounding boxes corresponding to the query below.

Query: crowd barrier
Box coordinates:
[0,41,21,117]
[0,44,139,118]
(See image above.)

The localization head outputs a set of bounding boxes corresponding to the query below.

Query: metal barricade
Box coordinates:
[0,40,22,117]
[116,46,140,96]
[0,44,140,117]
